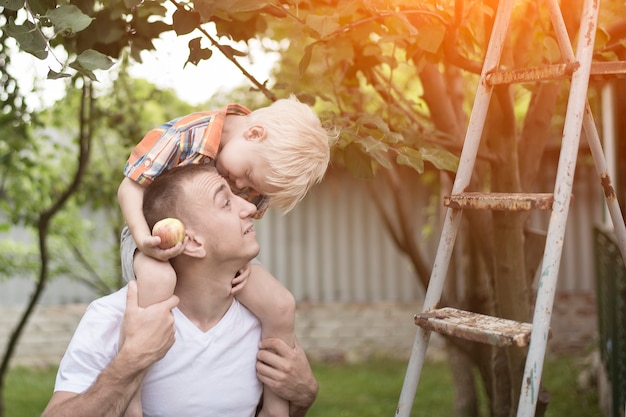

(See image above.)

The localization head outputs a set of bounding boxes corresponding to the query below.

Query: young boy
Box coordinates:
[117,95,335,417]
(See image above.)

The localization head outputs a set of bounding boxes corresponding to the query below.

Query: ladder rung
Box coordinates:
[444,192,554,211]
[486,61,626,85]
[589,61,626,79]
[414,307,543,347]
[486,62,578,85]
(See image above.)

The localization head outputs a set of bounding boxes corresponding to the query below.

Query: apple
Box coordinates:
[152,218,185,249]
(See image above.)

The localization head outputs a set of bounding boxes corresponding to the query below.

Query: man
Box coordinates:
[42,164,318,417]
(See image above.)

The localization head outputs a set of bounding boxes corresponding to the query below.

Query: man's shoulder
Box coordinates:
[83,286,127,320]
[223,299,261,328]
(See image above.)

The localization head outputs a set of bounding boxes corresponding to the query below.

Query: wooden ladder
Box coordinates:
[395,0,626,416]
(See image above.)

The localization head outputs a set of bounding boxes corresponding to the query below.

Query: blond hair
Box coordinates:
[248,95,338,213]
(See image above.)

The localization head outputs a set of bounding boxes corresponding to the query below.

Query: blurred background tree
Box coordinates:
[2,1,625,416]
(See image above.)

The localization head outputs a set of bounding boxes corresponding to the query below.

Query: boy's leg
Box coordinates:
[237,264,296,346]
[123,394,143,417]
[119,228,178,417]
[236,264,295,417]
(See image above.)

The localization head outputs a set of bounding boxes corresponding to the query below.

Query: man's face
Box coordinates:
[185,171,260,263]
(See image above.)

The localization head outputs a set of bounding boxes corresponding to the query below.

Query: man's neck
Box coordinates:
[173,264,241,333]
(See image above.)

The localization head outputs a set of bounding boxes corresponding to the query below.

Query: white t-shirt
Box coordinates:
[54,286,262,417]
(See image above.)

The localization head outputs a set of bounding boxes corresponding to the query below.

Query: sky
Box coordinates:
[12,29,278,110]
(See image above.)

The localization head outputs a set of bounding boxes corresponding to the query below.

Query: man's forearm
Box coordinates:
[289,403,312,417]
[41,350,148,417]
[288,380,318,417]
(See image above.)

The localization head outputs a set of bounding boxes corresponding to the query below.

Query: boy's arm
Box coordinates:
[118,177,152,246]
[236,264,296,347]
[42,282,179,417]
[118,178,174,259]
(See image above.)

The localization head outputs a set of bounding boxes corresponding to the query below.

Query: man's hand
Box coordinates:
[256,337,318,416]
[41,283,180,417]
[121,281,179,367]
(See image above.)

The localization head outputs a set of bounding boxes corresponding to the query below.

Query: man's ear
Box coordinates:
[243,125,267,142]
[182,231,206,259]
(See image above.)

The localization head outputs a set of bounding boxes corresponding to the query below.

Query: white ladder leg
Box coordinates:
[394,1,515,415]
[517,0,600,414]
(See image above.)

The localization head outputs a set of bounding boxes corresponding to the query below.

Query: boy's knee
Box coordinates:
[134,254,177,286]
[275,289,296,321]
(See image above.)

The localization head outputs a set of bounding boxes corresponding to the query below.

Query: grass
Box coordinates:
[4,356,598,417]
[4,366,57,416]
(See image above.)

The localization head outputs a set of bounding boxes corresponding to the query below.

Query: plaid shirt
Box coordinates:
[123,104,268,218]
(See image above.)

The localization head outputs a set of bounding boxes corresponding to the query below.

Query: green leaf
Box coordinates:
[396,146,424,174]
[69,60,98,80]
[306,14,340,38]
[76,49,115,71]
[0,0,25,11]
[420,147,459,173]
[47,68,72,79]
[185,37,213,66]
[47,5,93,36]
[362,44,382,57]
[230,0,271,13]
[417,24,445,54]
[370,150,393,170]
[28,0,54,15]
[358,135,389,154]
[344,143,375,179]
[220,44,247,59]
[394,12,419,36]
[299,44,313,75]
[295,93,316,106]
[125,0,143,8]
[543,36,561,64]
[6,18,48,59]
[358,114,390,133]
[173,7,200,35]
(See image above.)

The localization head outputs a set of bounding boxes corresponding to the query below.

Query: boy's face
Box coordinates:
[215,135,278,197]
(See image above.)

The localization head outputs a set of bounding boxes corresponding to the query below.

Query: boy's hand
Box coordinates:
[138,234,187,261]
[231,262,252,295]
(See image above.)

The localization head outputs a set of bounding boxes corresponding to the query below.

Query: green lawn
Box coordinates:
[307,357,600,417]
[4,356,598,417]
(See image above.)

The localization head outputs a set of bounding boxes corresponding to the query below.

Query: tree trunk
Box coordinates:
[0,83,94,417]
[448,341,479,417]
[485,87,533,416]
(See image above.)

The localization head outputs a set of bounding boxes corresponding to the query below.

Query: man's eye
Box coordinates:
[224,198,232,208]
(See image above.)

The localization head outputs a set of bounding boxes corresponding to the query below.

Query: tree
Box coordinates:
[3,0,626,415]
[0,61,200,416]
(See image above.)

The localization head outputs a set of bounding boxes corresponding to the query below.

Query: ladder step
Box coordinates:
[486,61,626,85]
[486,62,577,85]
[444,192,554,211]
[414,307,544,347]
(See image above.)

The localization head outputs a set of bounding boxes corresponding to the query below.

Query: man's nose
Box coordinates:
[240,199,258,217]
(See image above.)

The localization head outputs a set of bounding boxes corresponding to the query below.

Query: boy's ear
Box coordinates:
[182,231,206,259]
[244,125,267,142]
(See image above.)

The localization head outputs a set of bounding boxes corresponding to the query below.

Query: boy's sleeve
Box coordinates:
[123,124,183,186]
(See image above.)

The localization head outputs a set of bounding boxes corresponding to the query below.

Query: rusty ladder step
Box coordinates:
[486,61,626,85]
[444,192,556,211]
[414,307,551,347]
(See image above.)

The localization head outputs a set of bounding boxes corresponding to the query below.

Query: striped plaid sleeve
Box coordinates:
[123,121,184,186]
